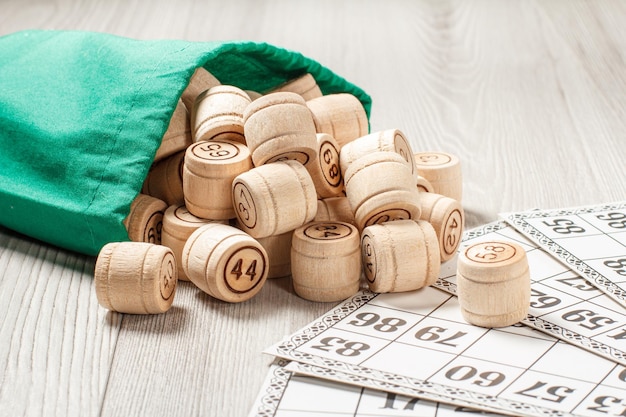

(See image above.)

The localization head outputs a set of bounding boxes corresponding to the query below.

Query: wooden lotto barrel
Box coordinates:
[339,128,417,179]
[419,192,465,262]
[192,85,250,144]
[413,151,462,201]
[456,240,530,328]
[123,193,167,244]
[306,93,369,148]
[291,221,361,302]
[232,160,317,239]
[343,151,421,231]
[305,133,344,199]
[182,223,269,303]
[361,219,440,293]
[243,92,318,166]
[183,139,252,220]
[95,242,177,314]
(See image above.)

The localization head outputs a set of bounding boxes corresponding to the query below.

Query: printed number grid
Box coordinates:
[503,202,626,307]
[436,222,626,365]
[249,361,506,417]
[265,219,626,417]
[266,287,626,416]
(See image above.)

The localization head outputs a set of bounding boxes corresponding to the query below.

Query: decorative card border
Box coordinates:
[503,201,626,304]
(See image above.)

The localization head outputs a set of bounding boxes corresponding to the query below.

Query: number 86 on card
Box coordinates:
[347,311,471,348]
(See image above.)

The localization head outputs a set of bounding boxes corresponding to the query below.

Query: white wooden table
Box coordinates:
[1,1,625,416]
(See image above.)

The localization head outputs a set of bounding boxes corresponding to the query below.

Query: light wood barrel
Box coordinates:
[291,221,361,302]
[95,242,177,314]
[339,129,417,179]
[419,192,465,262]
[361,219,440,293]
[456,241,530,328]
[192,85,250,144]
[183,139,252,220]
[124,194,168,244]
[182,223,269,303]
[416,175,434,193]
[243,92,318,166]
[306,93,369,148]
[232,160,317,239]
[343,151,421,230]
[414,151,462,201]
[305,133,344,198]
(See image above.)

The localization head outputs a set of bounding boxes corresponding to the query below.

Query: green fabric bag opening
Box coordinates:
[0,30,371,256]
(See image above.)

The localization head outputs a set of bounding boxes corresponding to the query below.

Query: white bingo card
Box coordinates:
[249,360,505,416]
[435,221,626,365]
[502,201,626,307]
[265,213,626,417]
[265,286,626,416]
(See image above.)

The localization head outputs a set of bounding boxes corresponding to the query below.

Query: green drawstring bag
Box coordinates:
[0,30,371,256]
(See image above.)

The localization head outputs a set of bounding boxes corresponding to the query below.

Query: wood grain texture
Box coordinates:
[0,227,120,417]
[1,1,625,416]
[100,280,330,417]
